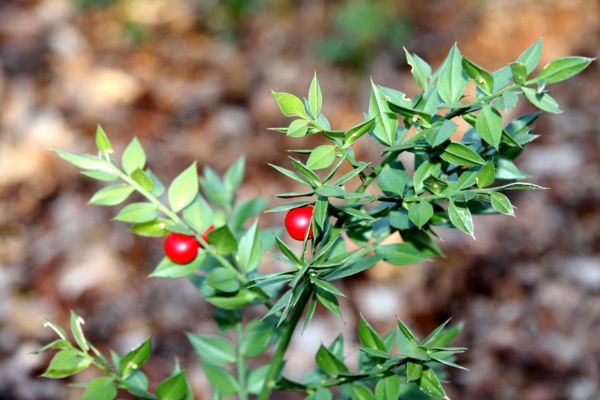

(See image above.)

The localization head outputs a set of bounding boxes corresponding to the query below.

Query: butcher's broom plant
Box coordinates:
[37,41,592,399]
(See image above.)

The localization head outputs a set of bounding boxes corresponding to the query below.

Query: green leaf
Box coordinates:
[42,349,92,378]
[156,372,189,400]
[425,120,457,148]
[378,165,408,196]
[352,383,375,400]
[207,225,237,254]
[315,344,348,376]
[418,367,446,398]
[312,278,345,297]
[316,184,346,198]
[202,167,232,208]
[237,222,262,272]
[147,169,166,196]
[522,87,561,114]
[275,236,302,267]
[492,65,513,91]
[494,182,545,191]
[224,157,245,191]
[407,361,423,382]
[69,312,88,351]
[408,202,434,228]
[377,243,428,265]
[440,143,486,166]
[308,388,333,400]
[307,145,336,170]
[476,162,495,188]
[533,56,593,84]
[182,195,214,233]
[404,48,432,90]
[89,184,134,206]
[358,316,386,351]
[374,375,401,400]
[31,339,71,354]
[517,39,543,73]
[422,318,453,347]
[95,125,113,156]
[272,91,306,118]
[207,268,240,293]
[316,289,343,319]
[201,362,239,396]
[413,160,438,194]
[287,119,309,137]
[437,44,467,103]
[83,377,117,400]
[124,370,150,397]
[290,157,321,187]
[247,364,270,394]
[54,149,115,172]
[369,81,398,146]
[462,57,494,94]
[149,255,205,278]
[490,192,514,216]
[81,169,120,182]
[313,197,328,230]
[308,73,323,116]
[231,198,267,229]
[344,118,376,147]
[495,158,528,180]
[511,62,528,85]
[168,163,198,213]
[269,163,310,186]
[114,202,157,223]
[122,137,146,175]
[207,289,259,310]
[120,337,152,377]
[240,319,273,358]
[187,334,236,365]
[41,318,68,340]
[131,168,154,191]
[476,105,503,149]
[448,200,474,237]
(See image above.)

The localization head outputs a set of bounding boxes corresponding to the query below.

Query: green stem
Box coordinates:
[236,321,248,400]
[258,289,311,400]
[302,359,409,391]
[443,84,520,119]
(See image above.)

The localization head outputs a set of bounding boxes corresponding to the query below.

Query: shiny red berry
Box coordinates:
[200,225,215,247]
[164,233,199,264]
[285,206,314,241]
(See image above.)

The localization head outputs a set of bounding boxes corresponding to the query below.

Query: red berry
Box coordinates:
[285,206,314,241]
[200,225,215,247]
[164,233,199,264]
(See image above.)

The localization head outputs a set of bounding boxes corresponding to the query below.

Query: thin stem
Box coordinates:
[258,288,311,400]
[236,321,248,400]
[302,359,409,391]
[443,84,520,119]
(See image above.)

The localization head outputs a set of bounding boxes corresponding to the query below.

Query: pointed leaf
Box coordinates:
[168,163,198,213]
[89,184,134,206]
[122,138,146,175]
[448,200,474,236]
[308,73,323,116]
[437,44,467,103]
[475,105,503,149]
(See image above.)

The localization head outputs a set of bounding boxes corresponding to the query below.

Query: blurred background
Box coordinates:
[1,0,599,399]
